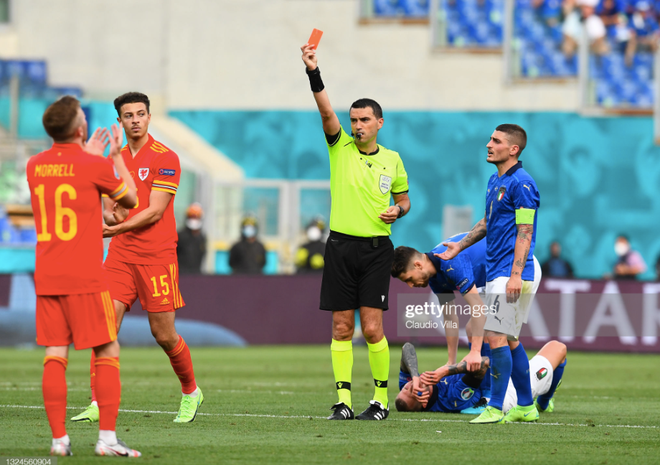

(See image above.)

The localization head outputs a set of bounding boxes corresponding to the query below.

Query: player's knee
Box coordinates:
[332,321,354,341]
[152,329,178,350]
[362,325,383,344]
[554,341,567,360]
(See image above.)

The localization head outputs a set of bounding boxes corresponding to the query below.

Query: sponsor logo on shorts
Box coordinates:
[460,387,475,401]
[159,168,176,176]
[138,167,149,181]
[160,297,170,305]
[536,367,548,380]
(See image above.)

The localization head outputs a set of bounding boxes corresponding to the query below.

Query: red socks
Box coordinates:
[95,357,121,431]
[90,350,97,403]
[165,336,197,394]
[42,356,68,439]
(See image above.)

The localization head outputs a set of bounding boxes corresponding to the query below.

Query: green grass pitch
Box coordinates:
[1,345,659,464]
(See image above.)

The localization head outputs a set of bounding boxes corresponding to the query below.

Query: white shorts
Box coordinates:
[502,354,554,413]
[483,256,541,340]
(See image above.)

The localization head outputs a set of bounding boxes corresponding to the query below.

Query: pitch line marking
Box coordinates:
[1,404,657,429]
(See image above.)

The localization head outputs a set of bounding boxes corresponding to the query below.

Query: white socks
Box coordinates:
[99,430,117,445]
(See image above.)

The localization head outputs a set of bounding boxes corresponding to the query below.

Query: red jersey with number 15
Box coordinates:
[27,143,129,296]
[105,134,180,265]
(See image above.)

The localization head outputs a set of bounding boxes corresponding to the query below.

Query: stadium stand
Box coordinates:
[372,0,656,107]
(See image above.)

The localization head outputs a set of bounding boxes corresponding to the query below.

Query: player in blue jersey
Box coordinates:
[391,234,489,371]
[395,341,566,416]
[438,124,542,424]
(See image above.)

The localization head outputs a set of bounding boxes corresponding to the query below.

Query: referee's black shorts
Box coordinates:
[319,231,394,311]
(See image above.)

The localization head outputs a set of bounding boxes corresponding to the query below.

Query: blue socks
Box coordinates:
[488,346,512,411]
[481,343,491,392]
[537,358,567,410]
[510,343,533,407]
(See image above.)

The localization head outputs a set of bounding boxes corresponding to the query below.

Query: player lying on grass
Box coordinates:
[394,340,566,418]
[392,235,543,419]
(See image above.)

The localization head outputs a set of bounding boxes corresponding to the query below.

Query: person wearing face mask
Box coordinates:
[229,214,267,275]
[177,203,207,274]
[613,235,647,280]
[295,217,327,274]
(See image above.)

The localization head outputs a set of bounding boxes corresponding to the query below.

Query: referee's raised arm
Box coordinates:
[301,44,340,136]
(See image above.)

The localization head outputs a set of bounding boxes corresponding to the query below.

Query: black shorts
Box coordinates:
[319,231,394,311]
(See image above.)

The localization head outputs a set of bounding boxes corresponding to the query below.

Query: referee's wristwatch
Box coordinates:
[396,205,405,218]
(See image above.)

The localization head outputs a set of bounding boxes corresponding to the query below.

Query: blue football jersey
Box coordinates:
[427,233,487,295]
[398,370,482,413]
[424,374,482,413]
[484,161,540,281]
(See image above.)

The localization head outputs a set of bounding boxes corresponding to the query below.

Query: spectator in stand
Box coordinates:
[598,0,636,64]
[541,241,574,278]
[295,216,327,274]
[229,214,267,274]
[177,203,207,274]
[532,0,564,28]
[562,0,609,57]
[625,1,660,65]
[611,234,647,280]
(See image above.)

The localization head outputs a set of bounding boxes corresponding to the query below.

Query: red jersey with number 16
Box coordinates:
[105,134,180,265]
[27,143,129,296]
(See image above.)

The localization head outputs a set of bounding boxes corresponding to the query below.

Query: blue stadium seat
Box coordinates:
[374,0,402,16]
[400,0,429,16]
[19,228,37,245]
[0,216,20,244]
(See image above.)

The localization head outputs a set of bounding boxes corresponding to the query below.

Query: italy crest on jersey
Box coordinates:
[497,187,506,201]
[379,174,392,194]
[138,168,149,181]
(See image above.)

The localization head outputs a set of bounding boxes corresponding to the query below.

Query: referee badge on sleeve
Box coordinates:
[379,174,392,194]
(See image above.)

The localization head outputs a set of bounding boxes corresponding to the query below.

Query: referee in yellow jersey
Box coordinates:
[301,43,411,420]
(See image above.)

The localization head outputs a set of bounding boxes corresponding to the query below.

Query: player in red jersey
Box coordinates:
[71,92,203,424]
[28,96,140,457]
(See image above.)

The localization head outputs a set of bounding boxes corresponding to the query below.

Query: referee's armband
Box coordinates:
[515,208,535,225]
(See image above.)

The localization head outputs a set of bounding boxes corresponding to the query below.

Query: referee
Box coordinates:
[301,43,410,420]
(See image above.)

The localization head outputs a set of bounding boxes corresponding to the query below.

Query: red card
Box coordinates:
[308,28,323,49]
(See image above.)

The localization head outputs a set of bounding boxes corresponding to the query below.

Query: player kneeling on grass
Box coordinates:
[395,341,566,418]
[28,96,140,456]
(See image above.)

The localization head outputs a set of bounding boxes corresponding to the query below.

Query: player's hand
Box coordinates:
[412,380,430,408]
[420,369,442,385]
[103,223,121,238]
[506,275,522,303]
[378,206,399,224]
[462,350,482,372]
[108,123,124,158]
[301,44,318,71]
[83,128,110,156]
[113,202,129,223]
[435,241,461,261]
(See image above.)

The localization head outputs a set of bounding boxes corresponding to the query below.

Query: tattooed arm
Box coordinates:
[420,356,491,385]
[507,222,533,303]
[436,214,488,261]
[400,342,420,377]
[401,343,428,403]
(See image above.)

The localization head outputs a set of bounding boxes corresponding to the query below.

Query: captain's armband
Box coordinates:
[515,208,535,225]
